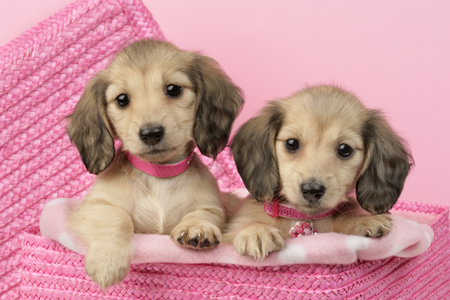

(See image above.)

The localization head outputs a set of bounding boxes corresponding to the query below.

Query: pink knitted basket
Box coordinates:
[1,0,450,299]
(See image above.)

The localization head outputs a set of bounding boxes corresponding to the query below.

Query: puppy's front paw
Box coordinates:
[233,224,285,261]
[353,214,393,238]
[171,221,221,250]
[84,242,133,289]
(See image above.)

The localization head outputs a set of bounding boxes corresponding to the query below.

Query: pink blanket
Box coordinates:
[40,196,434,266]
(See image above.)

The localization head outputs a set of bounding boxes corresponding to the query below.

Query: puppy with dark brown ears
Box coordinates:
[67,39,243,288]
[223,85,412,260]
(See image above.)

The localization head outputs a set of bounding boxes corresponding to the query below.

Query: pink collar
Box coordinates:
[124,151,194,178]
[264,198,341,220]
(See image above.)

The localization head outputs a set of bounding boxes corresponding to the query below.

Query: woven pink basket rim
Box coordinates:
[0,0,160,54]
[0,0,163,96]
[392,200,449,226]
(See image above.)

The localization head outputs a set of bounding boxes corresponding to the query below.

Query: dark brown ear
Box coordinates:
[190,54,244,159]
[231,102,284,202]
[67,73,115,175]
[356,110,413,214]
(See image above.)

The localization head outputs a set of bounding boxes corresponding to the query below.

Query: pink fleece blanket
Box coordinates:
[40,196,434,266]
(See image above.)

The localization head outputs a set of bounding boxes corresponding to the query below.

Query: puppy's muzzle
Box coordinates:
[301,180,326,202]
[139,124,165,146]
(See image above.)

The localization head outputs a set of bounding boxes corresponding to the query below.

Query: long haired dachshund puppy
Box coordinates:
[223,85,412,260]
[67,39,243,288]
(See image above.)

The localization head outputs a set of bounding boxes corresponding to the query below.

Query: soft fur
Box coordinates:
[223,85,412,260]
[67,39,243,288]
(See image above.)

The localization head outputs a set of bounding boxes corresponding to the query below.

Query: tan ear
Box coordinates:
[189,54,244,159]
[356,110,413,214]
[67,73,115,175]
[231,102,284,202]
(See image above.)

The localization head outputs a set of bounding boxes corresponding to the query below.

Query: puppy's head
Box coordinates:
[68,39,243,174]
[232,85,412,215]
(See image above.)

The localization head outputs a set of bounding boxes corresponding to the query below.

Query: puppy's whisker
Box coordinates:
[159,110,173,122]
[275,194,289,203]
[286,165,302,177]
[118,116,140,126]
[279,172,300,183]
[336,205,352,216]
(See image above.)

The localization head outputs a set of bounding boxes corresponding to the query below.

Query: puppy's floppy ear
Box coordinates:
[231,102,284,202]
[356,110,413,214]
[190,54,244,159]
[67,72,115,175]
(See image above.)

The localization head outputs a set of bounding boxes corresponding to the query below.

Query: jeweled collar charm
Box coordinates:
[289,220,318,238]
[124,151,194,178]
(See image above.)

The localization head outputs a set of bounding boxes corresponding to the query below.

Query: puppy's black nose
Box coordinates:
[301,181,326,202]
[139,125,165,146]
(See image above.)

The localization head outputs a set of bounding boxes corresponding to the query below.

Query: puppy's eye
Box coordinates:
[115,94,130,108]
[338,144,354,159]
[285,139,300,152]
[166,84,183,98]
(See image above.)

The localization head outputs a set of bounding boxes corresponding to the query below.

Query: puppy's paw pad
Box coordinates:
[189,237,200,247]
[171,222,221,250]
[233,225,285,261]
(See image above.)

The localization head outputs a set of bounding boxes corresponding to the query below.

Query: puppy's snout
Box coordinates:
[301,181,326,202]
[139,125,165,146]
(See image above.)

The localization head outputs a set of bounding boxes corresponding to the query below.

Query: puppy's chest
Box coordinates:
[130,177,192,235]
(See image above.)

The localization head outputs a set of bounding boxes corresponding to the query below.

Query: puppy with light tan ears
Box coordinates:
[223,85,412,260]
[67,39,243,288]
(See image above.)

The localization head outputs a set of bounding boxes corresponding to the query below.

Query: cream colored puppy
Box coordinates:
[223,85,412,260]
[68,39,243,288]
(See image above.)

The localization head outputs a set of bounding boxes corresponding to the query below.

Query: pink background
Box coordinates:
[1,0,449,207]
